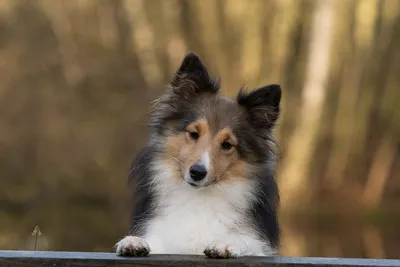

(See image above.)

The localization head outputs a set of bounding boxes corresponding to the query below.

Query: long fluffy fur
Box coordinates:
[115,52,282,259]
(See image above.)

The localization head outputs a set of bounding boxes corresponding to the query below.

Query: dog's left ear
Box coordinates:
[170,52,219,96]
[237,84,281,129]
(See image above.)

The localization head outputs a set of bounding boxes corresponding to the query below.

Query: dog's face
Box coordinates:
[150,53,281,188]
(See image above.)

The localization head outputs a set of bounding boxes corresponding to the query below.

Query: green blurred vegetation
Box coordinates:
[0,0,399,259]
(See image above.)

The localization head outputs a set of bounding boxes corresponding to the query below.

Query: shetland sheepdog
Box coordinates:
[115,52,281,259]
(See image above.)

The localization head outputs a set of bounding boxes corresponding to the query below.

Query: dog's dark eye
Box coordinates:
[190,132,199,140]
[221,141,232,150]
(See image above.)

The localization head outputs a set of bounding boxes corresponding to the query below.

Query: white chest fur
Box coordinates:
[142,166,273,256]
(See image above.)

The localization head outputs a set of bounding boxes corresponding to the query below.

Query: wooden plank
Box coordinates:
[0,250,399,267]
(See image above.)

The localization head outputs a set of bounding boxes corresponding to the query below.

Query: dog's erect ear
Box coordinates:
[237,84,281,129]
[175,52,208,76]
[170,52,219,96]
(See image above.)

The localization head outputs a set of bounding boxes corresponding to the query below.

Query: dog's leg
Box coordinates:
[203,238,273,259]
[115,236,150,257]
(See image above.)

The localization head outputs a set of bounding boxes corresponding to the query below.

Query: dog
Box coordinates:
[115,52,281,259]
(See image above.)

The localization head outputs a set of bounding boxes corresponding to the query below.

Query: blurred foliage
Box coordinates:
[0,0,399,259]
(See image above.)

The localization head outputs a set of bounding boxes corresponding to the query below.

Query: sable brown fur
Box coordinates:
[126,52,282,255]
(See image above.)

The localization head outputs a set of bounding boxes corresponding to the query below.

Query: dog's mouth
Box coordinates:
[181,171,214,189]
[187,181,198,187]
[184,177,213,189]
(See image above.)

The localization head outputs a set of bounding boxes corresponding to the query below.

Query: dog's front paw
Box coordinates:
[115,236,150,257]
[203,243,240,259]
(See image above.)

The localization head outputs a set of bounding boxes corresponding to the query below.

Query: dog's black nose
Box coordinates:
[189,164,207,181]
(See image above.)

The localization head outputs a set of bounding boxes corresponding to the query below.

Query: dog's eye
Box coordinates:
[221,141,232,150]
[189,132,199,140]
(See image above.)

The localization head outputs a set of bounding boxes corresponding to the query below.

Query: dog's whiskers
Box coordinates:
[165,153,183,164]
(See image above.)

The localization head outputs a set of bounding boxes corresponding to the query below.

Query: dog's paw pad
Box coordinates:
[115,236,150,257]
[204,243,238,259]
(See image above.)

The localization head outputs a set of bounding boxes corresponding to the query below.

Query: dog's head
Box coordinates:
[149,52,281,188]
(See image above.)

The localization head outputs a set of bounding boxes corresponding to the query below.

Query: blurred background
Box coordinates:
[0,0,399,259]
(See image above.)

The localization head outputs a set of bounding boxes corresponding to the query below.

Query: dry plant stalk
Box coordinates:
[31,225,42,251]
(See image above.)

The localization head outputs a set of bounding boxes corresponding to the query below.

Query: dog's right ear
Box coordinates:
[170,52,220,97]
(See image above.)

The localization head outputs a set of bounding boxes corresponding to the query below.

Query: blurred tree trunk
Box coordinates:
[143,0,172,83]
[280,0,336,211]
[40,0,83,85]
[363,12,400,207]
[123,0,162,88]
[363,131,397,206]
[276,0,313,154]
[323,0,370,189]
[179,0,205,57]
[362,226,386,258]
[215,0,242,90]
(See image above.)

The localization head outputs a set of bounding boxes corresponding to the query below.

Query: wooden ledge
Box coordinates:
[0,250,399,267]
